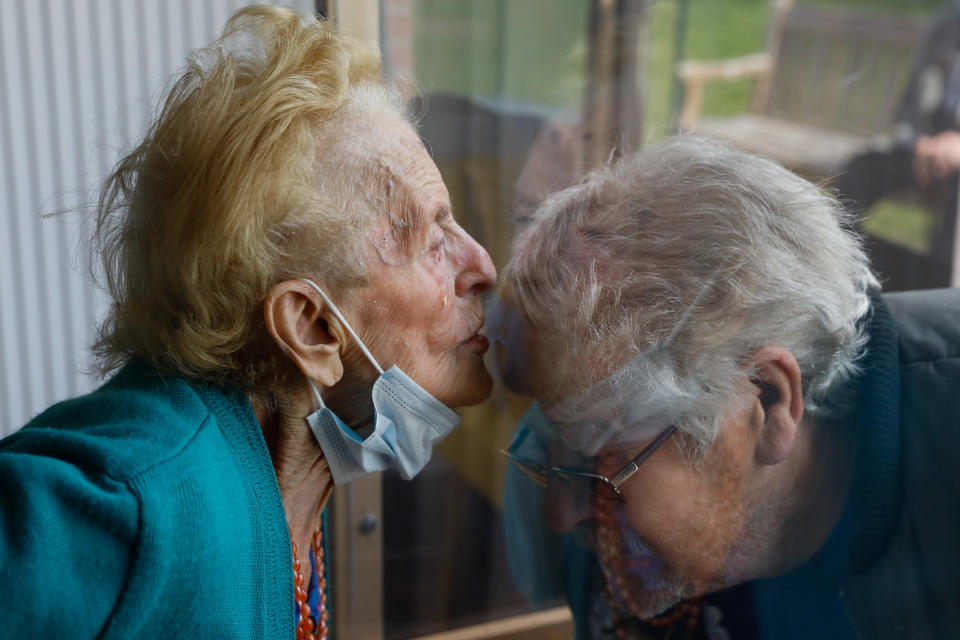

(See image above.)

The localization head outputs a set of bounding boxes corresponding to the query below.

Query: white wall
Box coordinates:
[0,0,316,436]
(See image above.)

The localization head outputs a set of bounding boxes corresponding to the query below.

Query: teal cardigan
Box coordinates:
[0,362,294,639]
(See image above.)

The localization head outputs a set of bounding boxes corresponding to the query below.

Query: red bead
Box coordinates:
[291,523,330,640]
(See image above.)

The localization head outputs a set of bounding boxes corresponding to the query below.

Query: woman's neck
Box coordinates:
[252,388,333,583]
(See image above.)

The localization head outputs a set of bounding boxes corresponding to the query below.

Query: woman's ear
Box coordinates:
[749,345,804,466]
[264,280,346,388]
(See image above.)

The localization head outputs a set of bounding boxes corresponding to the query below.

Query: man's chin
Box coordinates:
[573,521,699,620]
[573,513,737,621]
[615,574,693,619]
[617,567,743,620]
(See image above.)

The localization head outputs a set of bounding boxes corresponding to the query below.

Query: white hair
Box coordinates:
[505,135,879,451]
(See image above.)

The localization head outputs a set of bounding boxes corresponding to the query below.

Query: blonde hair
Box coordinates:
[92,5,409,393]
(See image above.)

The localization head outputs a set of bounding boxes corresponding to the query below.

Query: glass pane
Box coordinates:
[380,1,958,639]
[380,1,597,636]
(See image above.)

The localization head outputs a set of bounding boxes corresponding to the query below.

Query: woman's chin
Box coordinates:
[443,364,494,408]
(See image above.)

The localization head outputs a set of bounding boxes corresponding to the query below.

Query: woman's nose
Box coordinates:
[455,233,497,297]
[543,479,592,533]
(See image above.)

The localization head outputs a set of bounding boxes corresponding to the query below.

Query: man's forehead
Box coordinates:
[523,326,632,400]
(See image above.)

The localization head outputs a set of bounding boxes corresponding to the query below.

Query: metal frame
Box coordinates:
[331,477,384,640]
[322,5,385,640]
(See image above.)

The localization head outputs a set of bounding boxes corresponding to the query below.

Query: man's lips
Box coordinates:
[462,309,488,354]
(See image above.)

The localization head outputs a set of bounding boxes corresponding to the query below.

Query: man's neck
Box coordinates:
[750,416,857,579]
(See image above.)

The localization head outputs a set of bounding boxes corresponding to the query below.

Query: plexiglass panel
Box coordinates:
[378,1,958,638]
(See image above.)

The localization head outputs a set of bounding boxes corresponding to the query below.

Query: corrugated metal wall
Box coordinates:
[0,0,316,436]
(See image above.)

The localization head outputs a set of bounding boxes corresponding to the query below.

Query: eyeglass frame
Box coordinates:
[500,423,678,501]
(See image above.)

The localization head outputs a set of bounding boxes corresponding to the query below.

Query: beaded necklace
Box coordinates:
[594,498,701,638]
[291,526,329,640]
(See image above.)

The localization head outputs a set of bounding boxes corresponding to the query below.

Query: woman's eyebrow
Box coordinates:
[435,205,452,224]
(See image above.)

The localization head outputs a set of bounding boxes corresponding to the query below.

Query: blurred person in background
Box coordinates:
[496,136,959,639]
[0,6,495,639]
[840,1,960,269]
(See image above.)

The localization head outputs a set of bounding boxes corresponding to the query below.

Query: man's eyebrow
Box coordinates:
[435,205,452,224]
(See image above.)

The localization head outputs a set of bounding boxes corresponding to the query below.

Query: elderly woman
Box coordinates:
[0,6,495,639]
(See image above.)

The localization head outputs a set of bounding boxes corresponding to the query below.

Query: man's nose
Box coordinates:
[454,232,497,297]
[543,479,592,533]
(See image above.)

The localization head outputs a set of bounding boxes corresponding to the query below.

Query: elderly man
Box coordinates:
[497,136,959,639]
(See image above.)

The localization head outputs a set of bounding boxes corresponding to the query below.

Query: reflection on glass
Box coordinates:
[378,1,957,639]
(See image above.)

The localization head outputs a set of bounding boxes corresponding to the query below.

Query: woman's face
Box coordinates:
[347,118,497,408]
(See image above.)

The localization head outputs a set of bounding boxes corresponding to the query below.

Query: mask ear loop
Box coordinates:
[307,378,328,410]
[301,279,384,375]
[301,279,385,411]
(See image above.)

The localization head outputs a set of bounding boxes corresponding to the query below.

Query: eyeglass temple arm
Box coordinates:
[609,424,678,487]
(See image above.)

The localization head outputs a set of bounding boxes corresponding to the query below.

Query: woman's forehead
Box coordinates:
[357,134,452,265]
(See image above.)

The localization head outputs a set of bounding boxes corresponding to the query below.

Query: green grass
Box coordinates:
[411,0,944,252]
[644,0,942,250]
[412,0,589,111]
[646,0,770,141]
[411,0,942,124]
[861,199,937,252]
[800,0,943,15]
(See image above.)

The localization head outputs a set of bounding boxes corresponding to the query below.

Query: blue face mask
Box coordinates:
[301,279,461,485]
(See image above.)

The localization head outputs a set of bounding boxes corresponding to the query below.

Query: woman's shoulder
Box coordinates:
[0,361,291,638]
[2,361,250,483]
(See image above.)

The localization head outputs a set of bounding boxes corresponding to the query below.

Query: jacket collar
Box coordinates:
[846,289,903,573]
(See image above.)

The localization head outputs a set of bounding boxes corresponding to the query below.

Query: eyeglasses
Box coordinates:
[500,424,677,502]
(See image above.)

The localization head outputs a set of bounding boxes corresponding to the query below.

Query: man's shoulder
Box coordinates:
[882,287,960,456]
[883,288,960,366]
[1,361,231,483]
[872,289,960,638]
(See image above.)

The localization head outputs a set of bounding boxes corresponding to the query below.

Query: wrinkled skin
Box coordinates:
[342,117,497,409]
[264,115,496,597]
[542,398,760,618]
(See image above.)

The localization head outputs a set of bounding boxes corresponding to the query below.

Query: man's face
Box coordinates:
[537,383,760,618]
[349,117,498,408]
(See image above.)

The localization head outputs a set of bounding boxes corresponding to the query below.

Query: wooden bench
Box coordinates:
[677,0,926,180]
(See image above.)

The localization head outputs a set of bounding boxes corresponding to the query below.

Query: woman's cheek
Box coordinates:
[423,257,456,308]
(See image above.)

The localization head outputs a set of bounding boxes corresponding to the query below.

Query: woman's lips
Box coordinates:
[464,334,490,354]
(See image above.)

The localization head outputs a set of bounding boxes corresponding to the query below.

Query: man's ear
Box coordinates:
[264,280,346,389]
[749,345,804,466]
